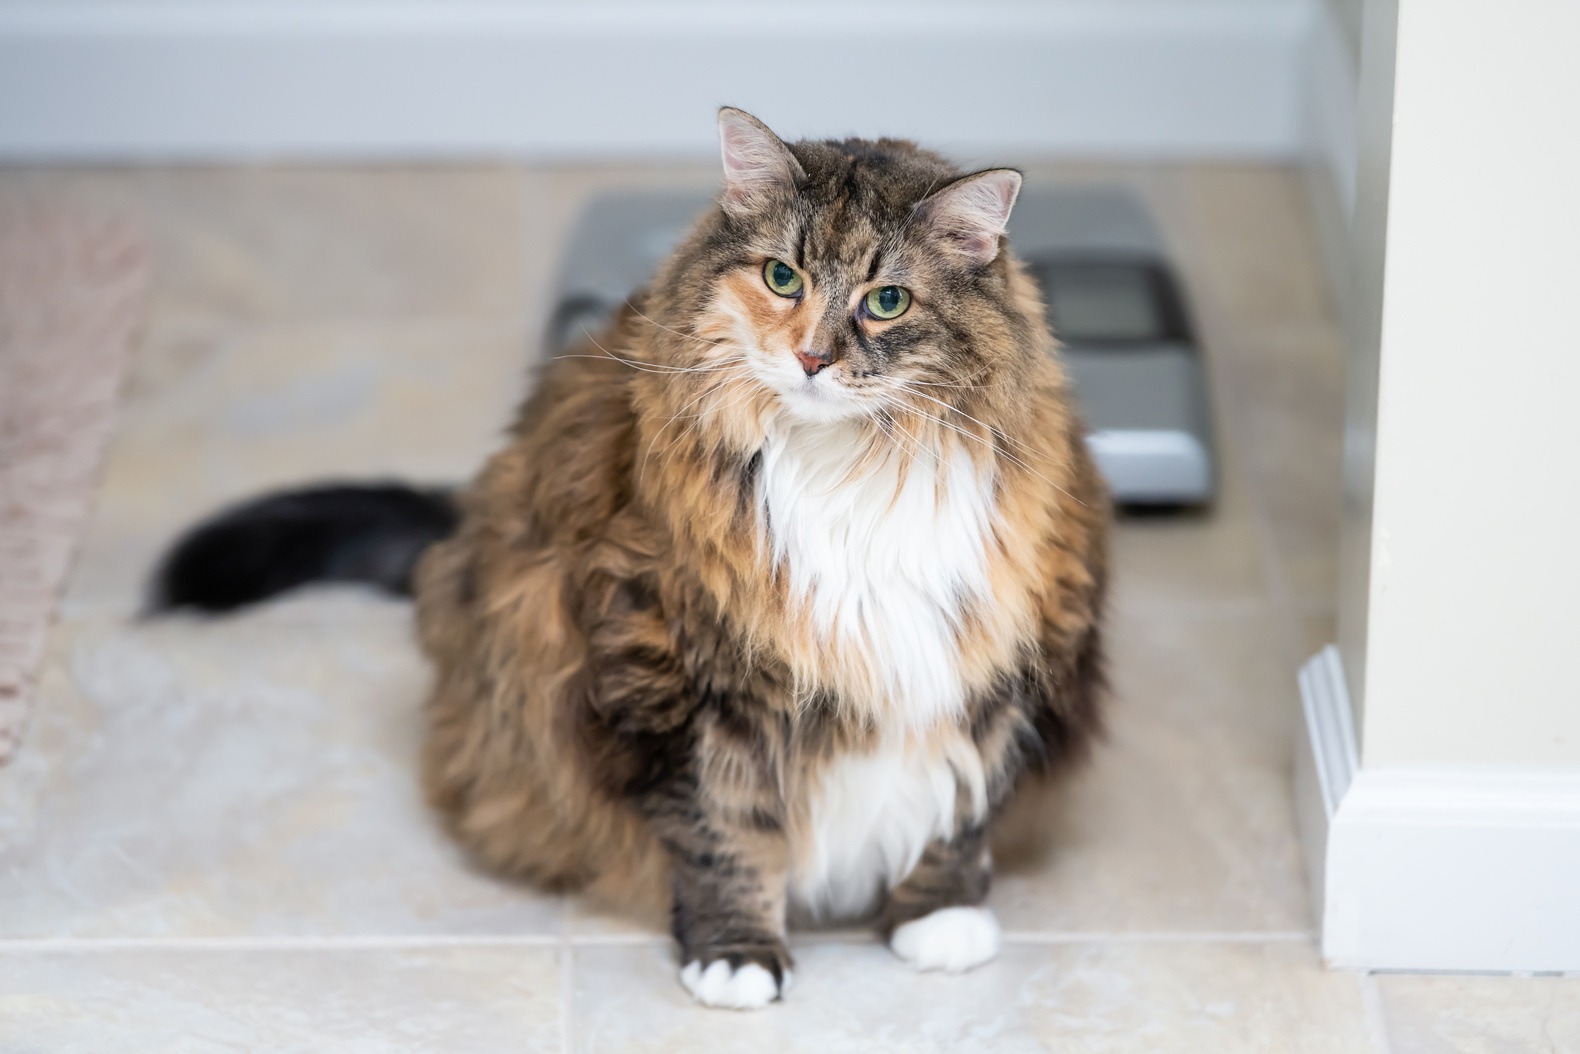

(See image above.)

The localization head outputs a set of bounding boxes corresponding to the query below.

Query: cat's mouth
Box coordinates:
[768,365,872,424]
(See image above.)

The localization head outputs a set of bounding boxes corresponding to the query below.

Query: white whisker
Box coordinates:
[623,301,730,348]
[560,327,747,375]
[651,378,764,474]
[882,380,1085,506]
[640,369,756,480]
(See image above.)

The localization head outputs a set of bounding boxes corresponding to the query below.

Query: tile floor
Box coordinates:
[2,162,1576,1052]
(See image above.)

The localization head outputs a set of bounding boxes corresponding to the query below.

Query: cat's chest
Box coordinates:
[755,422,998,724]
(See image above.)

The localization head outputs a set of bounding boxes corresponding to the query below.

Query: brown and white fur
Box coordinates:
[414,109,1108,1008]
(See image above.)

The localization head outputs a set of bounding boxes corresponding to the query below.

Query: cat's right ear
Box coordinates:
[718,108,805,215]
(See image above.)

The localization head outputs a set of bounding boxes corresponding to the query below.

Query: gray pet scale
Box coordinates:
[549,186,1215,506]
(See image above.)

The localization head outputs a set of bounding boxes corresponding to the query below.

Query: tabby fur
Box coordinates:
[414,109,1108,1008]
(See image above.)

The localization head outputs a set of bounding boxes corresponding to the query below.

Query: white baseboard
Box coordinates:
[1297,645,1580,972]
[0,0,1311,161]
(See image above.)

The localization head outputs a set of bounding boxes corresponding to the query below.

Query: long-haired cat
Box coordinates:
[155,108,1108,1009]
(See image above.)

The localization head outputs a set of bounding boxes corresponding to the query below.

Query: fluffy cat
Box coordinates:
[155,108,1109,1009]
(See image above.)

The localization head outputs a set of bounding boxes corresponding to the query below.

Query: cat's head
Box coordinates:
[647,108,1048,432]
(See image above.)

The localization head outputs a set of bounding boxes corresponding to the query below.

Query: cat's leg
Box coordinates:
[583,582,793,1008]
[635,713,793,1009]
[665,819,793,1010]
[879,825,1001,973]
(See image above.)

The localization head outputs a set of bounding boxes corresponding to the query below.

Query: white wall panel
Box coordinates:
[0,1,1310,160]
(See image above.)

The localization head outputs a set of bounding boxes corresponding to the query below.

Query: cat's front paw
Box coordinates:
[679,953,792,1010]
[889,905,1001,973]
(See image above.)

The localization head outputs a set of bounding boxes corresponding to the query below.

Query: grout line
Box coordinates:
[789,932,880,948]
[1360,972,1397,1054]
[998,930,1314,945]
[0,929,1315,953]
[568,933,671,946]
[0,934,563,952]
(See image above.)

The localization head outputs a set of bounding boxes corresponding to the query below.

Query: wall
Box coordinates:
[0,0,1312,161]
[1360,0,1580,766]
[1304,0,1394,745]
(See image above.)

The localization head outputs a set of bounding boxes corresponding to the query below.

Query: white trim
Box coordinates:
[0,0,1311,160]
[1297,646,1580,972]
[1299,645,1359,815]
[1294,644,1355,921]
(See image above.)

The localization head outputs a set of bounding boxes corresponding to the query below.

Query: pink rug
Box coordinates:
[0,204,146,760]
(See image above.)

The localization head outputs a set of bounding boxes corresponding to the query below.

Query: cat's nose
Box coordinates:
[794,350,831,376]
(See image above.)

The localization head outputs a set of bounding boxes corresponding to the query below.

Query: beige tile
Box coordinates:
[1232,322,1347,609]
[1106,434,1268,612]
[1165,166,1337,329]
[65,319,533,613]
[1296,612,1339,667]
[1376,974,1580,1054]
[0,610,560,938]
[0,165,534,325]
[570,894,670,940]
[990,608,1310,934]
[571,939,1371,1054]
[2,162,1358,1050]
[0,946,563,1053]
[1107,503,1266,613]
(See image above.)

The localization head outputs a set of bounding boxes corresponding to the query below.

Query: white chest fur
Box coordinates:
[755,419,999,728]
[788,734,987,920]
[789,740,958,919]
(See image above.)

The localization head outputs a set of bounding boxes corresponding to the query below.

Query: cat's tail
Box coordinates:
[147,482,460,614]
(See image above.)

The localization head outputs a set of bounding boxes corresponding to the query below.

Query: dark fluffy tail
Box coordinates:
[149,482,460,613]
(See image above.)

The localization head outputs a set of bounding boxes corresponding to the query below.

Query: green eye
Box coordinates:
[763,259,803,297]
[865,285,911,320]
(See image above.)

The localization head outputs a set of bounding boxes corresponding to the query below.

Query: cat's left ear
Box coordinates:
[920,169,1023,266]
[718,107,806,215]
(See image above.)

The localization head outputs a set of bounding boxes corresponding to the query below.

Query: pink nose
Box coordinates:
[794,350,830,376]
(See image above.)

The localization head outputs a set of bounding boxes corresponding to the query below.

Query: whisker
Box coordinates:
[882,381,1086,506]
[871,399,945,494]
[623,301,729,348]
[883,379,1057,465]
[560,326,748,375]
[652,378,762,474]
[555,348,749,376]
[639,369,755,480]
[893,375,999,392]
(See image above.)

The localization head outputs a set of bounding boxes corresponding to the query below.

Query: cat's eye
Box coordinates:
[763,259,803,298]
[864,285,911,320]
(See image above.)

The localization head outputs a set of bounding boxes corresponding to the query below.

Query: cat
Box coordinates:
[154,108,1109,1010]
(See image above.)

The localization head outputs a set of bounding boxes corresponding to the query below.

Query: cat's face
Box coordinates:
[656,110,1036,430]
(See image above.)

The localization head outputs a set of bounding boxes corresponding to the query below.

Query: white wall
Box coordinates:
[0,0,1311,161]
[1322,0,1396,742]
[1361,0,1580,767]
[1297,0,1580,973]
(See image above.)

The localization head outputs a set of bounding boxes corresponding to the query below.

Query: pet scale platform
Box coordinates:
[547,186,1214,506]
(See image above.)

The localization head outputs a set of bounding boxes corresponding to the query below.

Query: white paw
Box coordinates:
[889,906,1002,973]
[679,960,787,1010]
